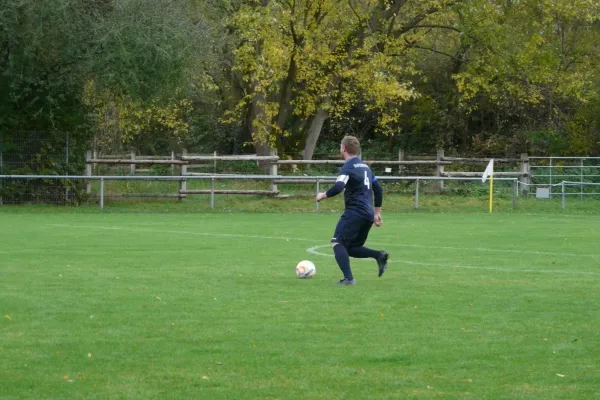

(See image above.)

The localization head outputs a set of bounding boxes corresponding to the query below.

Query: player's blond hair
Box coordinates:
[341,136,360,156]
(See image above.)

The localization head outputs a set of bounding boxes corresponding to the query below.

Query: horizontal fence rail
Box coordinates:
[529,157,600,192]
[0,174,519,211]
[518,180,600,209]
[82,151,531,193]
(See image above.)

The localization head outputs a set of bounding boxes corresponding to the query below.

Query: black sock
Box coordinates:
[347,246,380,259]
[333,245,353,280]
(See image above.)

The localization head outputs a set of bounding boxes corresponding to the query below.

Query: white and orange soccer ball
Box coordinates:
[296,260,316,279]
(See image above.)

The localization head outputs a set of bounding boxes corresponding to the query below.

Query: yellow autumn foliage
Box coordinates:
[83,80,192,151]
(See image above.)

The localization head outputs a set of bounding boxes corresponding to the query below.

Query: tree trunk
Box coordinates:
[247,90,276,171]
[302,107,327,160]
[276,51,297,134]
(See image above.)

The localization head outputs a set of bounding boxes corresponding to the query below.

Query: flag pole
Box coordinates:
[489,172,493,214]
[482,159,494,214]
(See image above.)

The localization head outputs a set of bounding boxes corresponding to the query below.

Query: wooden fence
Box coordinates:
[84,150,532,197]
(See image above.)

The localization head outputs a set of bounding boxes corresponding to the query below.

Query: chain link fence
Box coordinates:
[0,132,86,205]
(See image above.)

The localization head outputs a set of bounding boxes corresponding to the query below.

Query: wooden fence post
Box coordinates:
[130,150,136,175]
[398,148,404,175]
[92,149,98,175]
[270,149,278,193]
[85,150,92,194]
[436,149,445,192]
[179,149,187,200]
[520,153,530,193]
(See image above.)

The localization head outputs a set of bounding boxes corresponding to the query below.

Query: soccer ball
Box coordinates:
[296,260,316,279]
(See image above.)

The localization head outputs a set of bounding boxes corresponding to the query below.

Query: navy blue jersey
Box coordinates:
[336,157,377,219]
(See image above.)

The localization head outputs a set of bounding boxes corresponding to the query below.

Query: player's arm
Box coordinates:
[316,172,348,201]
[373,176,383,226]
[373,178,383,209]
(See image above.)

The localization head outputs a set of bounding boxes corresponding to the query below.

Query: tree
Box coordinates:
[448,0,600,154]
[87,0,202,101]
[0,0,92,133]
[228,0,459,158]
[83,81,192,154]
[0,0,204,154]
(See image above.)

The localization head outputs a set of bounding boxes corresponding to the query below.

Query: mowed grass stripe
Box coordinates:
[33,222,600,277]
[37,221,600,259]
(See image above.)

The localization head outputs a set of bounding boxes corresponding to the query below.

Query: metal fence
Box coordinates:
[0,132,84,205]
[0,174,519,211]
[529,156,600,199]
[558,181,600,209]
[0,132,77,173]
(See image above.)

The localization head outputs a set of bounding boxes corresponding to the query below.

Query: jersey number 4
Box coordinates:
[364,171,371,189]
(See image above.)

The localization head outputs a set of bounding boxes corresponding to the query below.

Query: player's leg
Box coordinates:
[346,219,378,258]
[332,243,355,285]
[346,219,389,277]
[331,214,357,285]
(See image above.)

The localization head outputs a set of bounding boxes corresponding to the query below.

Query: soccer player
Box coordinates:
[316,136,389,285]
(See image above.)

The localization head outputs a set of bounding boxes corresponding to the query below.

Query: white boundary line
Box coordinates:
[44,224,600,276]
[306,245,600,276]
[48,224,311,242]
[46,223,600,259]
[368,242,600,258]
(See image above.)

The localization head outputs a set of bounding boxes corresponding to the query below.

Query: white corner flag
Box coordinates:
[482,159,494,213]
[482,159,494,183]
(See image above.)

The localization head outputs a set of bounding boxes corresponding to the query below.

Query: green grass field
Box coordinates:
[1,209,600,399]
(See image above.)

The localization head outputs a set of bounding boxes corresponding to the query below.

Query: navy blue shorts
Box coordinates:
[331,212,373,248]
